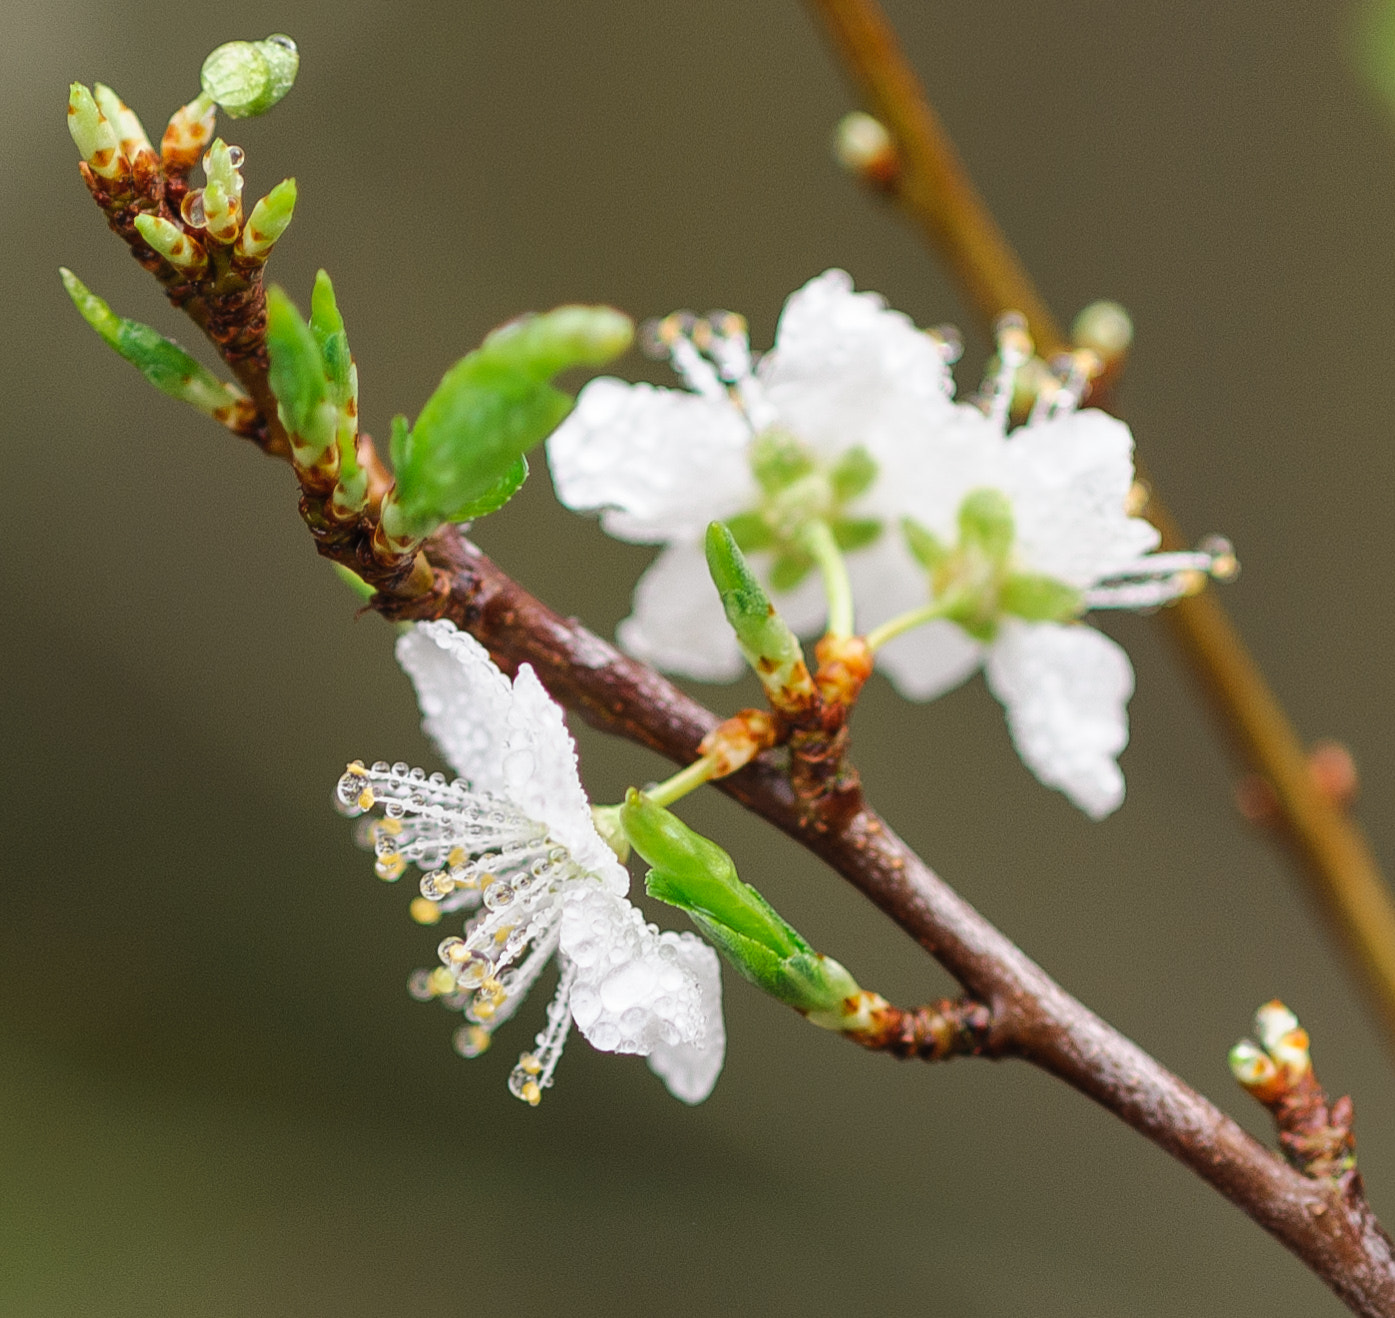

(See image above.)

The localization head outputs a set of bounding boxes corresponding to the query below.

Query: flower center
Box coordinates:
[724,431,884,591]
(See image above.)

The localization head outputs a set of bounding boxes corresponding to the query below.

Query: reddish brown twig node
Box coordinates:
[845,993,992,1062]
[1237,741,1360,828]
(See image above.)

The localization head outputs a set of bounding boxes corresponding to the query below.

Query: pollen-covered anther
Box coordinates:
[409,897,442,926]
[453,1024,492,1058]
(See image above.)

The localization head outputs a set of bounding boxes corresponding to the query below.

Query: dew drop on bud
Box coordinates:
[180,189,207,228]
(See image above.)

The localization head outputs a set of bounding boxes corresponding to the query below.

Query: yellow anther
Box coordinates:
[478,871,498,889]
[447,847,466,868]
[494,925,515,945]
[462,1025,491,1056]
[521,1080,542,1106]
[344,760,367,776]
[716,311,747,338]
[479,977,505,1001]
[375,854,405,881]
[427,966,456,997]
[519,1053,543,1076]
[1210,549,1240,582]
[472,999,497,1021]
[445,940,471,963]
[1124,480,1150,516]
[691,318,714,350]
[1177,570,1206,597]
[409,897,443,926]
[357,788,375,811]
[374,817,403,837]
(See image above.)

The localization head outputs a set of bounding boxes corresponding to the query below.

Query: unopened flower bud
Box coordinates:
[133,213,208,277]
[67,83,125,181]
[833,111,899,189]
[235,177,297,262]
[201,35,299,118]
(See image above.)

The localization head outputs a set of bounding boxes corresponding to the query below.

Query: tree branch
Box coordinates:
[801,0,1395,1057]
[71,89,1395,1313]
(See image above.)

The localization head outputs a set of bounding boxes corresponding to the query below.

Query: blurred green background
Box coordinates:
[6,1,1395,1313]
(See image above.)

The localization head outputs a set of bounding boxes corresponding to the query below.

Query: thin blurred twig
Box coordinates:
[803,0,1395,1050]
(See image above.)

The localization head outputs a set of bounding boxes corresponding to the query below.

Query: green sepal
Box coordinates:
[958,487,1015,564]
[388,414,411,469]
[704,522,810,681]
[829,445,878,503]
[623,791,862,1019]
[265,285,334,458]
[448,454,529,521]
[724,510,775,554]
[901,516,949,571]
[768,550,814,592]
[750,430,815,494]
[831,516,882,552]
[60,268,248,419]
[385,305,632,541]
[999,571,1083,622]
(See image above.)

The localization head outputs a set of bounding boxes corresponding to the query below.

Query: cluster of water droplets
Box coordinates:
[179,142,245,239]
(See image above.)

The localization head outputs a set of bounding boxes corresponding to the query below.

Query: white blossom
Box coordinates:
[547,273,1232,819]
[335,620,724,1104]
[547,268,960,679]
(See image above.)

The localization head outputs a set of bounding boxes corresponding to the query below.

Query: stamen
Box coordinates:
[640,312,725,399]
[1085,538,1238,610]
[509,960,578,1105]
[982,313,1033,432]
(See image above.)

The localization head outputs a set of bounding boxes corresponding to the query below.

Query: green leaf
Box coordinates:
[829,444,878,503]
[446,455,528,522]
[957,487,1015,563]
[384,305,633,543]
[901,516,949,571]
[265,284,333,457]
[623,791,806,960]
[999,571,1083,622]
[831,516,882,552]
[60,268,250,421]
[624,791,863,1020]
[309,269,353,405]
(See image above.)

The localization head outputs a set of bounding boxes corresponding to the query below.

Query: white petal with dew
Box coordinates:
[546,379,755,543]
[647,935,725,1104]
[1002,409,1159,587]
[876,619,985,703]
[983,620,1133,819]
[397,622,625,889]
[561,883,708,1056]
[760,269,956,463]
[618,542,746,682]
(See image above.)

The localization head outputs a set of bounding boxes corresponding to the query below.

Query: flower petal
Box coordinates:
[546,378,755,543]
[561,884,711,1057]
[647,934,725,1104]
[618,542,746,682]
[759,269,956,465]
[876,619,985,702]
[397,621,625,888]
[983,620,1133,819]
[1001,409,1159,587]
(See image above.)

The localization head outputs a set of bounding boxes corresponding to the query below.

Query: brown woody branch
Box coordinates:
[802,0,1395,1052]
[74,106,1395,1316]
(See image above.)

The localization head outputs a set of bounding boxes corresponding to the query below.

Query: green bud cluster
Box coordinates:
[266,273,365,511]
[622,791,863,1029]
[379,305,633,547]
[903,488,1082,641]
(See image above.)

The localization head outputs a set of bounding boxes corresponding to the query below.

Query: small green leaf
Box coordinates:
[999,572,1083,622]
[265,284,333,458]
[623,791,806,959]
[309,269,353,405]
[383,305,633,543]
[958,488,1015,563]
[60,268,250,421]
[901,516,949,571]
[237,177,297,262]
[831,516,882,552]
[829,445,878,502]
[750,430,815,494]
[623,791,863,1019]
[446,455,528,522]
[724,510,774,553]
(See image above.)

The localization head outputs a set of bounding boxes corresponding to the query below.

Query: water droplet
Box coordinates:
[180,189,206,228]
[226,145,245,168]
